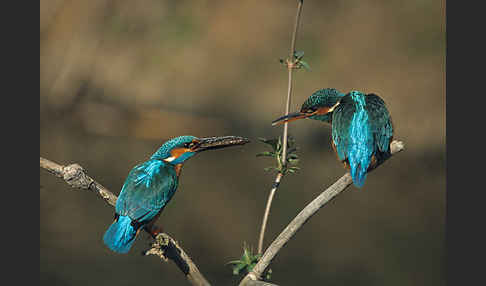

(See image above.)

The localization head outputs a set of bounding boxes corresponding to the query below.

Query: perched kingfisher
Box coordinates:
[272,88,393,188]
[103,135,250,253]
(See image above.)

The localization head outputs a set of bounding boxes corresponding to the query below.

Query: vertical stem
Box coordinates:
[240,141,404,285]
[257,173,283,254]
[280,0,303,165]
[257,0,304,255]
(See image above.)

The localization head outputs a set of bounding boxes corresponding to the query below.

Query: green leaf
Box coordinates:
[256,151,275,157]
[288,153,299,159]
[294,50,305,60]
[228,245,274,280]
[226,260,243,265]
[232,262,247,275]
[264,268,273,280]
[287,147,298,154]
[258,135,301,175]
[258,137,279,150]
[277,136,282,146]
[299,60,311,70]
[242,248,250,264]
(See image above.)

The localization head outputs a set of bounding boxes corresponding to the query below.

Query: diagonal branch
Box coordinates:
[240,140,405,285]
[40,157,211,286]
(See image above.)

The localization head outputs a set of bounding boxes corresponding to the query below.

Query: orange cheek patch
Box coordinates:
[170,148,192,159]
[315,107,331,115]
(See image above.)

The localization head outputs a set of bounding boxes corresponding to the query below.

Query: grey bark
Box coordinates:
[40,157,211,286]
[239,140,405,286]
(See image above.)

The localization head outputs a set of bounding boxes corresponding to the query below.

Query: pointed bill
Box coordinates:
[194,136,250,152]
[271,112,311,126]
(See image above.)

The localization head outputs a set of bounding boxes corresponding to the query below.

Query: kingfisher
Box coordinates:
[103,135,250,253]
[272,88,393,188]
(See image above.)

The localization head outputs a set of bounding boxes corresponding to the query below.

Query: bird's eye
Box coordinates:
[186,142,197,149]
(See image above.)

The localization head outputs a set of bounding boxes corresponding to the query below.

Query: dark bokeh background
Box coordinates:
[40,1,445,285]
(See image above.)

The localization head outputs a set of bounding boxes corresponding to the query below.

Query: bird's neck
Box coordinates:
[150,150,185,177]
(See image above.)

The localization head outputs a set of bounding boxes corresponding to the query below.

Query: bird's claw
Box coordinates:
[147,224,164,239]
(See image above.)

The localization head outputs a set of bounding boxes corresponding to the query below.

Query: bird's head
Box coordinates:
[272,88,345,126]
[151,135,250,164]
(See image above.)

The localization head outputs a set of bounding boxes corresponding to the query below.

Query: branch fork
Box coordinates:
[240,140,405,285]
[62,163,95,189]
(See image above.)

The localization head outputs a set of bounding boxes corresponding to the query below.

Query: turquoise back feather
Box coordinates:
[103,136,209,253]
[117,160,178,223]
[103,159,179,253]
[332,91,393,187]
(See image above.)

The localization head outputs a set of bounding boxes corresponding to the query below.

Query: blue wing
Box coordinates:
[331,94,374,187]
[116,160,178,225]
[365,94,393,156]
[331,96,355,161]
[330,93,393,187]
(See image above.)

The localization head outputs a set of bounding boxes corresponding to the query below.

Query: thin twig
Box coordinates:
[257,173,283,254]
[257,0,304,255]
[281,0,303,169]
[40,157,211,286]
[240,140,405,285]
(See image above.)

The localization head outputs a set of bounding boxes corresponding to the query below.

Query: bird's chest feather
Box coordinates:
[173,164,183,177]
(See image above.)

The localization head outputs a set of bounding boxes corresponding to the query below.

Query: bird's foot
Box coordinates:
[147,224,164,239]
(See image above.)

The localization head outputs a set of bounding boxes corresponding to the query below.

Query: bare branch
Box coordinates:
[40,157,117,206]
[244,281,280,286]
[257,173,282,254]
[144,233,211,286]
[240,140,405,285]
[40,157,211,286]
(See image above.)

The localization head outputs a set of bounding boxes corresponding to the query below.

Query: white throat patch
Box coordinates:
[163,156,176,162]
[327,101,340,113]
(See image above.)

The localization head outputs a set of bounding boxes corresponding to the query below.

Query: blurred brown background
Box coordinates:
[40,0,445,285]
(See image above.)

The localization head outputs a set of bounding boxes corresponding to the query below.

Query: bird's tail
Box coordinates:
[348,150,372,188]
[103,215,138,254]
[350,162,368,188]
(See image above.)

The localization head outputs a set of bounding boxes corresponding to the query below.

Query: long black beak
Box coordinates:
[194,136,250,152]
[271,111,312,126]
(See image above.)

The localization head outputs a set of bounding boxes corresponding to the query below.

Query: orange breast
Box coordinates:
[174,164,183,177]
